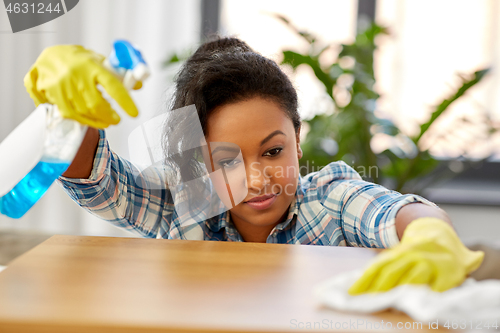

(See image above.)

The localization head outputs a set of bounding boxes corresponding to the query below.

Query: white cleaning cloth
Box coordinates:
[314,270,500,324]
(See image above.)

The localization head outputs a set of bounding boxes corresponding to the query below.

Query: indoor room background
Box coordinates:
[0,0,499,247]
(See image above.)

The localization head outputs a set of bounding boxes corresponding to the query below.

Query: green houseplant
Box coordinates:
[275,16,495,193]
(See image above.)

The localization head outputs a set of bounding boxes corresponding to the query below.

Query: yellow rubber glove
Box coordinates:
[348,217,484,294]
[24,45,140,129]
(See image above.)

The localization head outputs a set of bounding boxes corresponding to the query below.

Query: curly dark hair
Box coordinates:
[162,36,300,203]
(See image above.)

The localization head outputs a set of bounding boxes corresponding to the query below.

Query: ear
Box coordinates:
[296,128,303,159]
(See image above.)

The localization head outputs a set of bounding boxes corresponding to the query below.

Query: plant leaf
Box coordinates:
[281,51,334,97]
[414,68,490,144]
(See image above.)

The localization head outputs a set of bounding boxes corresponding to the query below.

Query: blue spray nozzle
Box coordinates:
[109,40,147,70]
[106,39,150,90]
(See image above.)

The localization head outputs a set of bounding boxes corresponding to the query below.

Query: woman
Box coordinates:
[24,36,484,294]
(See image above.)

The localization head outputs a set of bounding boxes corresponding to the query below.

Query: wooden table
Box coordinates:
[0,235,447,332]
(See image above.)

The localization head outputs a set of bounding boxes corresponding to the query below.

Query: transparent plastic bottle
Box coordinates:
[0,40,149,219]
[0,161,70,218]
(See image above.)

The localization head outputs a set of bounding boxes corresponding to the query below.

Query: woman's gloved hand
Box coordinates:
[348,217,485,295]
[24,45,140,129]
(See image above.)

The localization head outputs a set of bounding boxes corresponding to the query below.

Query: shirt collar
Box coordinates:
[205,210,229,233]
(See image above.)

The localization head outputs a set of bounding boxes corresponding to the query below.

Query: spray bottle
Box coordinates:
[0,40,150,219]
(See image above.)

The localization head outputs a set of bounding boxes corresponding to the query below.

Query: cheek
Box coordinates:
[269,154,300,195]
[210,165,248,208]
[210,172,231,207]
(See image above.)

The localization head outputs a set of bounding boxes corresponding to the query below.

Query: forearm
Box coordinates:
[58,133,173,238]
[395,203,452,240]
[62,127,100,179]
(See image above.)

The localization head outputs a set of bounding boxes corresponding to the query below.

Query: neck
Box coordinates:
[230,209,289,243]
[239,224,276,243]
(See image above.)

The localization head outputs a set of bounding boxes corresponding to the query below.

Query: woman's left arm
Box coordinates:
[349,204,485,295]
[395,203,451,240]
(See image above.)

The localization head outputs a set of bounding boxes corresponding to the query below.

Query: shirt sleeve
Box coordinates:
[57,129,174,238]
[314,161,438,248]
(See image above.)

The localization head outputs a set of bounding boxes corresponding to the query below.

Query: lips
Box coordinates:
[245,193,276,203]
[244,193,278,210]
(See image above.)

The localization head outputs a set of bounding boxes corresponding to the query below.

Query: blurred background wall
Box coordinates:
[0,0,498,244]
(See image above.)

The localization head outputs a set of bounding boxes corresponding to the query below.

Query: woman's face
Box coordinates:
[203,97,302,242]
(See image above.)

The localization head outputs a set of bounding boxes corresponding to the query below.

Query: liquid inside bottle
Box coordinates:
[0,160,70,219]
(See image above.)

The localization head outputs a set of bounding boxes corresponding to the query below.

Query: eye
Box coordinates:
[263,147,283,157]
[218,159,241,168]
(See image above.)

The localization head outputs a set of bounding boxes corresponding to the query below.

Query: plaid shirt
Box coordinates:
[58,130,436,248]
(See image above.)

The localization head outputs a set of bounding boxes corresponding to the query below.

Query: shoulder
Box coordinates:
[297,161,367,203]
[301,161,363,188]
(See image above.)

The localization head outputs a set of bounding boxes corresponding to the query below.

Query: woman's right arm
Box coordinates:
[27,45,172,237]
[58,129,174,238]
[62,127,100,179]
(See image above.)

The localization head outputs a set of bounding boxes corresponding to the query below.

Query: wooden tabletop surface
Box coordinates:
[0,235,448,332]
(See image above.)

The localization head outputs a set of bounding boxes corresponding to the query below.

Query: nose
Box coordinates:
[246,162,270,193]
